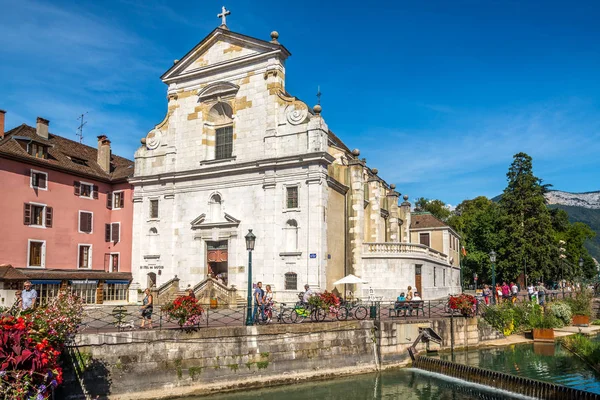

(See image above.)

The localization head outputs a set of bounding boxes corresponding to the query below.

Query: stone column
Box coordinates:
[368,169,381,243]
[398,195,412,243]
[387,184,400,242]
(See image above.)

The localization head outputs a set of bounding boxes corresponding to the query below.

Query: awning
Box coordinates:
[105,280,130,285]
[30,280,61,285]
[70,280,98,285]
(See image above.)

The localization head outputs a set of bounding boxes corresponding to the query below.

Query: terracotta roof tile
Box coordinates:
[0,264,28,280]
[410,213,449,229]
[0,124,134,182]
[14,268,132,281]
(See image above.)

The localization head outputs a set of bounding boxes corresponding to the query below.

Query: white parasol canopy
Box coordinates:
[333,274,368,285]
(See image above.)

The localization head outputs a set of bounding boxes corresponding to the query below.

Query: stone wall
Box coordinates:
[60,317,503,399]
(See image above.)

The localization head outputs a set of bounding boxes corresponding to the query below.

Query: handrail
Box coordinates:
[157,276,180,296]
[363,242,449,262]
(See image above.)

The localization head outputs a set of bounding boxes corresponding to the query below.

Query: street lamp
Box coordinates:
[489,250,497,305]
[559,241,566,297]
[244,229,256,326]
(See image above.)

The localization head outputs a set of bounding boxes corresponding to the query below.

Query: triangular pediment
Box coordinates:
[190,212,241,230]
[162,28,290,83]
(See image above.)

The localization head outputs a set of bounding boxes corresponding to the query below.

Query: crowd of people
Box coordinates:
[479,281,559,306]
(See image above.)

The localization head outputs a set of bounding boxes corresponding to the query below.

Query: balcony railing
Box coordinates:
[363,242,449,263]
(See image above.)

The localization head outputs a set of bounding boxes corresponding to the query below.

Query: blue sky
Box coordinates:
[1,0,599,205]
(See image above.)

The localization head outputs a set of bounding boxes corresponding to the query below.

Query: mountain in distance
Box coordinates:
[546,190,600,262]
[491,190,600,261]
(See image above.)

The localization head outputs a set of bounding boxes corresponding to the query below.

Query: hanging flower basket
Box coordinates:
[162,296,204,329]
[448,294,477,317]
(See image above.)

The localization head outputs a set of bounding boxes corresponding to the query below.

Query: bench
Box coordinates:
[389,301,425,317]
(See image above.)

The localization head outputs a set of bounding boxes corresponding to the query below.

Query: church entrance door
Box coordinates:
[207,241,228,286]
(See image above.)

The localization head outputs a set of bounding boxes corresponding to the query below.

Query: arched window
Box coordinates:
[148,227,158,250]
[149,227,158,235]
[210,194,222,222]
[285,272,297,290]
[285,219,298,252]
[208,102,234,160]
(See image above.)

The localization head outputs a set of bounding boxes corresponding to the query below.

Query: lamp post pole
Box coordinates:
[559,241,566,298]
[244,229,256,326]
[489,250,497,305]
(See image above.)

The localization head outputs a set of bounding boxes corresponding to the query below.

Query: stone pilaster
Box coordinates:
[399,195,411,243]
[347,157,366,277]
[387,184,400,242]
[368,170,382,243]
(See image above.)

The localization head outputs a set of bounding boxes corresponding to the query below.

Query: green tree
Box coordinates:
[448,196,501,286]
[497,153,556,282]
[414,198,451,221]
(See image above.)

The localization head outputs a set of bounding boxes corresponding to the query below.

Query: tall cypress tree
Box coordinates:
[498,153,556,282]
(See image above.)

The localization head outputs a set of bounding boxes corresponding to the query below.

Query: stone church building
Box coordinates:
[130,20,461,303]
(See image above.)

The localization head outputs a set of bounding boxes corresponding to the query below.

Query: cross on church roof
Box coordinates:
[218,6,231,28]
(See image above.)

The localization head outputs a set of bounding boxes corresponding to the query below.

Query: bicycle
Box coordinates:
[274,302,295,324]
[335,303,368,321]
[290,302,326,323]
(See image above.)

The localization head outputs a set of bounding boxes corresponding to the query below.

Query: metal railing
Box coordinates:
[363,242,449,263]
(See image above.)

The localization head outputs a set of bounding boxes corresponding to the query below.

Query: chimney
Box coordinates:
[97,135,111,173]
[0,110,5,139]
[36,117,49,139]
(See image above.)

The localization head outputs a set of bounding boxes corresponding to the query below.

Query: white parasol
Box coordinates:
[333,274,368,285]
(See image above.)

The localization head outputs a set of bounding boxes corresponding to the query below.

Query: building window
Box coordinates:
[415,265,422,275]
[28,142,48,159]
[74,181,98,199]
[24,203,52,228]
[434,267,437,287]
[149,199,159,219]
[286,186,298,209]
[105,222,120,243]
[103,283,128,302]
[78,245,92,269]
[70,282,97,304]
[113,191,125,209]
[419,232,430,247]
[30,170,47,190]
[108,253,120,272]
[36,282,61,307]
[285,272,297,290]
[27,240,46,268]
[215,126,233,159]
[285,219,299,252]
[79,211,93,233]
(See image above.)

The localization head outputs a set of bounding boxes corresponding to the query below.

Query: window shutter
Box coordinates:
[112,223,120,243]
[107,192,113,209]
[79,213,84,232]
[86,213,92,233]
[74,181,80,196]
[119,193,124,209]
[45,207,53,228]
[92,185,99,199]
[105,224,111,242]
[23,203,31,225]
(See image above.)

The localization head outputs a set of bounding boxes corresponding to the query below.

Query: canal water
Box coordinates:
[438,341,600,394]
[182,341,600,399]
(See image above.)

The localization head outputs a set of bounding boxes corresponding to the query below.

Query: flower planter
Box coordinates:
[210,298,218,309]
[572,314,590,327]
[532,328,555,342]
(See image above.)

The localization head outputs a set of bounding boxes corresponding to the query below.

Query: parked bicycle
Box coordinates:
[290,302,327,323]
[334,303,368,321]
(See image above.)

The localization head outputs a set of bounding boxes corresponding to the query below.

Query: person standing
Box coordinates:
[495,283,502,304]
[537,282,546,306]
[527,283,535,301]
[264,284,274,322]
[482,285,491,305]
[501,282,510,302]
[510,282,518,303]
[187,288,196,299]
[140,288,154,329]
[11,290,23,312]
[252,282,265,323]
[22,281,38,310]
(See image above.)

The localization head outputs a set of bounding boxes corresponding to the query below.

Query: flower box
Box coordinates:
[572,314,590,327]
[532,328,554,342]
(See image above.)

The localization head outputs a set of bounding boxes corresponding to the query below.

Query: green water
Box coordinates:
[183,369,518,400]
[439,341,600,394]
[181,341,600,399]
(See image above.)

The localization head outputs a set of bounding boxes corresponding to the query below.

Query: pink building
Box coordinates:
[0,110,134,306]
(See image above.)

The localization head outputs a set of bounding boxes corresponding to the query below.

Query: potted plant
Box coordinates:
[530,306,558,342]
[448,293,477,317]
[567,289,593,327]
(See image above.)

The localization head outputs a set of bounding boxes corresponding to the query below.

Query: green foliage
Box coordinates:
[414,198,451,222]
[562,334,600,369]
[447,153,596,285]
[483,301,563,335]
[565,288,593,316]
[256,360,269,369]
[591,319,600,326]
[550,204,600,263]
[546,301,572,327]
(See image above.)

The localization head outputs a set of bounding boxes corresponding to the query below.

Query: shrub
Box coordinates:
[566,289,593,317]
[162,296,204,328]
[547,301,573,327]
[529,304,560,329]
[483,303,517,336]
[308,291,340,313]
[0,293,82,400]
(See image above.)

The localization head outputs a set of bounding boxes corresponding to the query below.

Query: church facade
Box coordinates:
[130,22,461,302]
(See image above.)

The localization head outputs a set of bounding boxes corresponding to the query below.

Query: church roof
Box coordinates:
[161,27,291,83]
[0,124,134,183]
